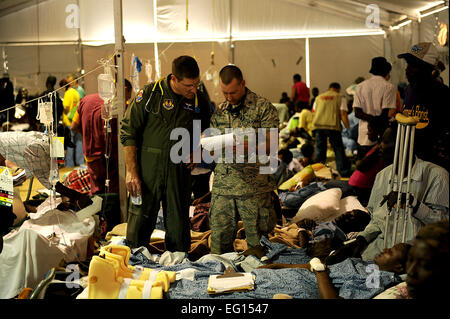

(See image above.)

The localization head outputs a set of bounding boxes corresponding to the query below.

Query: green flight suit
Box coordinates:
[120,75,210,252]
[209,88,279,254]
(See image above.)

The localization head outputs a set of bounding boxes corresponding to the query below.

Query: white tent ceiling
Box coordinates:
[0,0,447,44]
[0,0,448,102]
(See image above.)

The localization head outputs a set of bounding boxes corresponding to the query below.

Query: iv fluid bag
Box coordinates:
[38,101,53,125]
[101,100,112,121]
[98,73,115,102]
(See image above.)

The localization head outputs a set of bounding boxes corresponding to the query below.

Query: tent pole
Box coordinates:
[229,0,234,64]
[305,37,310,88]
[153,0,160,79]
[113,0,127,223]
[76,0,84,81]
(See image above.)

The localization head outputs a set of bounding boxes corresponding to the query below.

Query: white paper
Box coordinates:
[200,133,234,151]
[208,273,255,293]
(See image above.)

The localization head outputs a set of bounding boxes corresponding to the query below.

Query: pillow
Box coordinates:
[311,163,326,171]
[278,165,315,191]
[292,188,342,224]
[337,196,369,215]
[314,167,332,180]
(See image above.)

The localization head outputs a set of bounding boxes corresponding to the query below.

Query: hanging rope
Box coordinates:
[0,51,119,115]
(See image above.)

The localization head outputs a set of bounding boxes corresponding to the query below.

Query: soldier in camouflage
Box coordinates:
[209,65,279,254]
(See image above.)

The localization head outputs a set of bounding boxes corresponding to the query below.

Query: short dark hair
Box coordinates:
[219,65,243,85]
[415,221,449,258]
[301,142,314,158]
[46,75,56,88]
[293,74,301,81]
[278,148,293,165]
[329,82,341,90]
[172,56,200,80]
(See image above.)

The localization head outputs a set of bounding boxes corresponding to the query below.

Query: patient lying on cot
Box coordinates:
[295,209,371,260]
[259,221,448,299]
[259,242,411,298]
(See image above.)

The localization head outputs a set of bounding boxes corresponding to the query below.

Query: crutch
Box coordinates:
[387,113,418,247]
[383,119,402,249]
[401,125,415,243]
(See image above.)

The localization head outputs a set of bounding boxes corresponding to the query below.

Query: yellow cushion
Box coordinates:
[279,165,315,190]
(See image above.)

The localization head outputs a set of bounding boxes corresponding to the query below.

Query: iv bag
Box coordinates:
[130,53,142,94]
[101,100,112,121]
[98,73,115,102]
[38,100,53,125]
[145,61,153,83]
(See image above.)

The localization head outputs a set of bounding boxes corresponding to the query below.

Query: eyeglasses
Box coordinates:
[177,78,200,89]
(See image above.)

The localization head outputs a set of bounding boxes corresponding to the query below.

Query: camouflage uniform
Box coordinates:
[209,88,279,254]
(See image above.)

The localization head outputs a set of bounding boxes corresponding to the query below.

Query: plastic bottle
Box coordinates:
[131,190,142,206]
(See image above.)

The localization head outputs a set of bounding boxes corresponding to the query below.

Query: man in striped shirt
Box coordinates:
[326,153,449,264]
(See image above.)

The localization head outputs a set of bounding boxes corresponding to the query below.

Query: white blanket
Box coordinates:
[0,197,96,298]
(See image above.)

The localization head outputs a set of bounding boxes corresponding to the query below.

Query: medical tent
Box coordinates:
[0,0,448,103]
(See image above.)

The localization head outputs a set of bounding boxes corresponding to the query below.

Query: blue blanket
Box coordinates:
[127,236,400,299]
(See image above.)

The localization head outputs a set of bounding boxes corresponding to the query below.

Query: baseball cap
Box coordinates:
[398,42,439,69]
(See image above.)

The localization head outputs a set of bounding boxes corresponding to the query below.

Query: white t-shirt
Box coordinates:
[352,75,396,146]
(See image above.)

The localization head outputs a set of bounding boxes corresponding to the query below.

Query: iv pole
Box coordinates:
[113,0,127,223]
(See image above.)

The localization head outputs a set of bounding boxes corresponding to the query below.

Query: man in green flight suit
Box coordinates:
[120,56,210,252]
[209,64,279,255]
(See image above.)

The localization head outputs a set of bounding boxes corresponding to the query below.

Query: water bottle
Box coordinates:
[131,190,142,206]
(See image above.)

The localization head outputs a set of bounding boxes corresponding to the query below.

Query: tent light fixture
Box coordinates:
[231,30,386,41]
[419,5,448,18]
[390,20,412,30]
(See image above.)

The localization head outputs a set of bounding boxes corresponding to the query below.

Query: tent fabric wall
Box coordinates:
[0,0,448,101]
[81,41,230,104]
[234,39,306,102]
[5,44,79,96]
[309,35,384,96]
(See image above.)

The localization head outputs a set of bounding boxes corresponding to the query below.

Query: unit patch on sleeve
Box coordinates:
[136,89,144,102]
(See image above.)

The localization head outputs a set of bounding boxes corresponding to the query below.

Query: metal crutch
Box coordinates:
[401,124,416,243]
[391,114,419,246]
[392,124,410,246]
[383,122,403,249]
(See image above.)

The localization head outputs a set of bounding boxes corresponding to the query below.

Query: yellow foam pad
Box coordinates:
[279,165,315,190]
[126,280,164,299]
[88,256,123,299]
[100,245,131,265]
[100,250,134,278]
